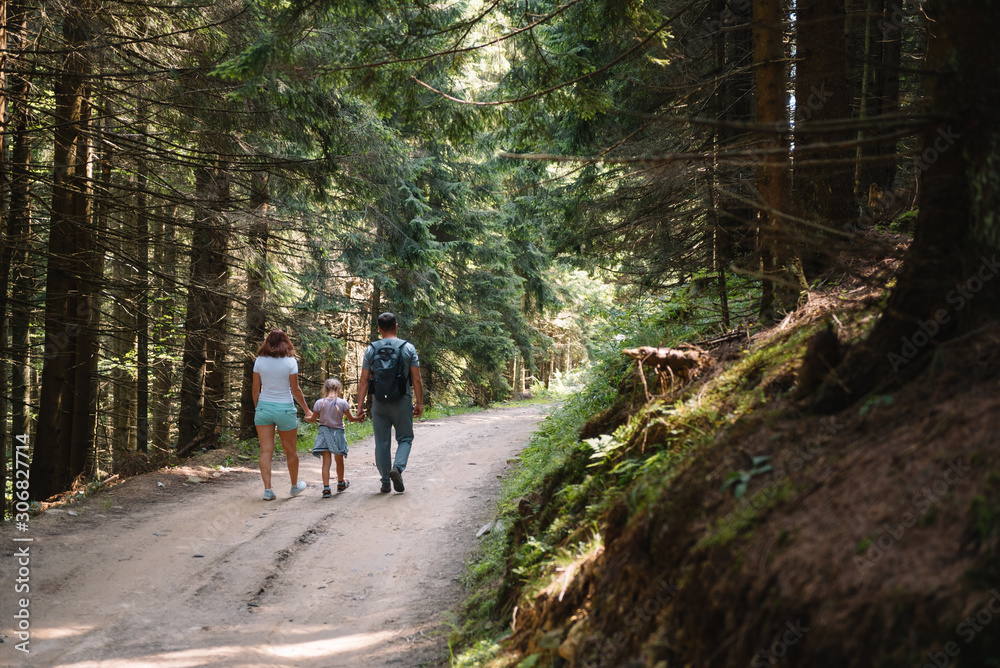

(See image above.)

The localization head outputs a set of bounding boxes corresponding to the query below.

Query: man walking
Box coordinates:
[356,312,423,493]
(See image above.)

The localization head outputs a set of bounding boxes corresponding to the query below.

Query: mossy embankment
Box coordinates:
[452,282,1000,667]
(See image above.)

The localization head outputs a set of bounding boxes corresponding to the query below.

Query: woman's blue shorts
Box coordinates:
[254,401,298,432]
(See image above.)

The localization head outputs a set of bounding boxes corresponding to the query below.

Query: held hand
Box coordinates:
[305,409,314,422]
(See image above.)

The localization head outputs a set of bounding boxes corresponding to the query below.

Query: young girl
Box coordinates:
[305,378,360,498]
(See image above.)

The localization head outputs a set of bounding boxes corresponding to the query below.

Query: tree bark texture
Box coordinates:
[855,0,903,195]
[151,207,178,451]
[793,0,853,278]
[31,0,97,499]
[823,0,1000,406]
[136,151,150,453]
[240,173,270,440]
[0,0,8,518]
[178,165,231,450]
[8,0,33,454]
[112,158,138,460]
[753,0,798,319]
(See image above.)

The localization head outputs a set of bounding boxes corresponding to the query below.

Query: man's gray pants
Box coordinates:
[372,396,414,484]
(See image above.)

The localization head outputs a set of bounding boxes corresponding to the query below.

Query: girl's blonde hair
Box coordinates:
[322,377,342,398]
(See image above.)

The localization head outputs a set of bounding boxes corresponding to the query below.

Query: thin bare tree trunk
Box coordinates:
[370,284,381,342]
[136,147,150,453]
[151,207,177,451]
[112,162,138,461]
[240,173,270,439]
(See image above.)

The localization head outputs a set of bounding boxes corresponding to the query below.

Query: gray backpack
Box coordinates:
[369,339,409,401]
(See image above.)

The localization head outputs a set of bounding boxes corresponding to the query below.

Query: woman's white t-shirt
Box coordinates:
[253,356,298,403]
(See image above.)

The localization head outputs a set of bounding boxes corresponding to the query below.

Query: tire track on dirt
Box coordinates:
[245,518,333,611]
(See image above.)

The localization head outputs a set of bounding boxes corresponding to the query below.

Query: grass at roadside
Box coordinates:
[450,373,601,664]
[218,399,537,465]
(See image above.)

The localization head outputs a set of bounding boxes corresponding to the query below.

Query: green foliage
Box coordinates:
[721,456,774,499]
[698,480,797,550]
[584,434,624,463]
[450,269,837,664]
[859,394,895,416]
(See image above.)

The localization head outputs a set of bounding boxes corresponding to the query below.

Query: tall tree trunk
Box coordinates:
[136,149,150,453]
[0,0,9,520]
[178,164,230,450]
[421,363,433,407]
[708,0,753,329]
[31,0,96,499]
[370,284,381,342]
[151,207,177,451]
[8,0,32,456]
[711,0,755,286]
[200,165,230,446]
[112,164,138,461]
[73,103,102,480]
[753,0,799,320]
[178,173,211,449]
[339,278,358,376]
[852,0,876,201]
[822,0,1000,406]
[793,0,853,277]
[240,173,269,439]
[872,0,902,191]
[853,0,903,197]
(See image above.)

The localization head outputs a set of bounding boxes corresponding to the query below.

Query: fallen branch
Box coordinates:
[623,345,711,399]
[176,434,210,459]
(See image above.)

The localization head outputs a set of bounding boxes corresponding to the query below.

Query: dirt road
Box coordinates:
[1,404,545,667]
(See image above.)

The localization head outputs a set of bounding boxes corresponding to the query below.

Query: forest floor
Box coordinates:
[0,404,546,667]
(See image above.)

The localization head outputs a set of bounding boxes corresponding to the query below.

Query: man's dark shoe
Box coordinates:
[390,467,405,493]
[380,482,391,493]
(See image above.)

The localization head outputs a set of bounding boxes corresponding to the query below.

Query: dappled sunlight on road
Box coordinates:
[262,628,396,660]
[32,623,95,641]
[26,627,406,667]
[52,645,247,668]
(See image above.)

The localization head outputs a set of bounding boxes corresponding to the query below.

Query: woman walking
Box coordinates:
[253,329,314,500]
